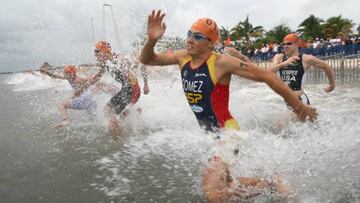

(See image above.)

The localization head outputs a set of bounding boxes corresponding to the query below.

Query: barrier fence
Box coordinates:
[251,43,360,61]
[254,54,360,85]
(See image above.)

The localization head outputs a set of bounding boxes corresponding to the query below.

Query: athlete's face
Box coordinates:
[64,72,76,80]
[283,41,298,55]
[186,29,212,54]
[95,49,110,62]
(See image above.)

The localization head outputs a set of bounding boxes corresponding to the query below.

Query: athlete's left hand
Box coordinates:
[143,84,150,95]
[147,10,166,42]
[282,56,300,66]
[324,82,335,92]
[39,62,51,72]
[295,104,318,122]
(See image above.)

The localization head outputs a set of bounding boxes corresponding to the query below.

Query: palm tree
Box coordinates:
[322,15,354,38]
[219,26,231,42]
[265,24,292,44]
[297,15,324,39]
[230,15,264,50]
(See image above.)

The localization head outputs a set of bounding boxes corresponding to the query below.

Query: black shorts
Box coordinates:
[108,85,132,115]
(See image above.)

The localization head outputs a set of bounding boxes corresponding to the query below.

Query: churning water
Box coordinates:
[1,69,359,202]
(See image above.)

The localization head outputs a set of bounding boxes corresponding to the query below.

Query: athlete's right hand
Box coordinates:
[147,10,166,41]
[143,84,150,95]
[282,56,300,67]
[295,104,318,122]
[39,62,51,72]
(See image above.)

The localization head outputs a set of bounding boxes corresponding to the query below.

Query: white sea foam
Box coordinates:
[4,70,360,202]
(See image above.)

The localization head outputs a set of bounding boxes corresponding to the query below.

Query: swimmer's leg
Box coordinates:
[104,104,121,141]
[271,174,301,202]
[85,100,98,122]
[120,105,142,118]
[54,99,72,128]
[105,86,132,140]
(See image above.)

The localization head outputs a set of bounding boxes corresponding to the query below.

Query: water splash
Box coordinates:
[4,71,360,202]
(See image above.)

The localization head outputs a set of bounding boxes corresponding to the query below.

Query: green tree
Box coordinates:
[322,15,354,38]
[265,24,292,44]
[297,15,324,39]
[230,15,264,50]
[219,26,231,42]
[357,24,360,34]
[253,37,272,49]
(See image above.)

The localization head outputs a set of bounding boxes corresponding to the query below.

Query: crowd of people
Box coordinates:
[226,34,360,61]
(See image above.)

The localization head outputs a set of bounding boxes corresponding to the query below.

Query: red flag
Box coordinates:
[224,36,231,46]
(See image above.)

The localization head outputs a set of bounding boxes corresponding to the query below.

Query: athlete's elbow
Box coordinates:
[139,57,150,65]
[326,66,334,73]
[139,53,151,64]
[139,56,146,64]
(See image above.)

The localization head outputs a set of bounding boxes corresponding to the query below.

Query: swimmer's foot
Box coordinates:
[120,108,142,119]
[271,174,298,200]
[109,119,121,141]
[110,127,121,141]
[54,118,70,128]
[121,110,130,118]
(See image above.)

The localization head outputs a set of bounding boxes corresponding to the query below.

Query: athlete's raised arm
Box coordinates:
[39,63,66,80]
[140,10,184,66]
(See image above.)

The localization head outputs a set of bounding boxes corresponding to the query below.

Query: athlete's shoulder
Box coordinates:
[302,54,317,62]
[173,49,189,60]
[214,53,244,76]
[176,50,192,67]
[215,53,234,66]
[302,54,325,69]
[274,53,284,57]
[301,53,314,59]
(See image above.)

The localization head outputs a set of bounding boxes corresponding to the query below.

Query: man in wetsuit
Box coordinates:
[74,41,149,139]
[39,64,116,128]
[268,33,335,126]
[140,10,317,202]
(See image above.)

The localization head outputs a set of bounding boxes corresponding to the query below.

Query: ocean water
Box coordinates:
[0,70,359,203]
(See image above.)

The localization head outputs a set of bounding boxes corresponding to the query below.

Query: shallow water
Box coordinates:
[1,72,359,203]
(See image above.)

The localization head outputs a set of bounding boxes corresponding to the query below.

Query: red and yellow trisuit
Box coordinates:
[179,53,240,132]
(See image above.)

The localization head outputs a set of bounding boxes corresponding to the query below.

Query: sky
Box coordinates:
[0,0,359,72]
